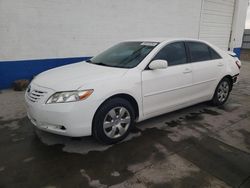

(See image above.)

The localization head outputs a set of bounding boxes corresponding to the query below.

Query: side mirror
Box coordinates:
[148,60,168,70]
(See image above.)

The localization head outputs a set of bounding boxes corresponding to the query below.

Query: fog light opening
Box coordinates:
[60,126,66,130]
[54,125,66,131]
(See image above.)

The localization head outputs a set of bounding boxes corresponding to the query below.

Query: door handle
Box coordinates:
[183,68,192,74]
[217,62,223,67]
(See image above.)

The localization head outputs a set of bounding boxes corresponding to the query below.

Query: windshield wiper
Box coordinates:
[86,59,92,63]
[94,62,113,67]
[86,59,124,68]
[89,61,112,67]
[86,59,108,66]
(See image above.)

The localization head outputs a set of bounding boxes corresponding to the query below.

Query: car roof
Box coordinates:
[126,37,205,43]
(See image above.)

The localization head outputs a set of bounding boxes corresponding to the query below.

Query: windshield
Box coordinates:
[87,42,158,68]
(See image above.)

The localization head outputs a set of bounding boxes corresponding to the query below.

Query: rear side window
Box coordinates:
[209,47,221,60]
[153,42,187,66]
[187,42,211,62]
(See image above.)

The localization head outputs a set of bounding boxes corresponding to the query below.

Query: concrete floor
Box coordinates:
[0,62,250,188]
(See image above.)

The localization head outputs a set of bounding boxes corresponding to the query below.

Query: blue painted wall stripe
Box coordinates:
[0,57,91,89]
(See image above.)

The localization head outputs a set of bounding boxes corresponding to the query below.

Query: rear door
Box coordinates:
[142,42,193,116]
[186,41,223,100]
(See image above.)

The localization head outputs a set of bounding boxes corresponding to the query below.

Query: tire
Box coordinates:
[92,98,135,144]
[211,77,231,106]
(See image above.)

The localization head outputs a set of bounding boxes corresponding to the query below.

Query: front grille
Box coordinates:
[27,89,47,103]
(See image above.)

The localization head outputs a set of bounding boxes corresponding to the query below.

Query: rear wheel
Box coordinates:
[92,98,135,144]
[211,77,231,106]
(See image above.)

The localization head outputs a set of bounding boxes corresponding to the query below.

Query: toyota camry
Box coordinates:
[25,38,241,144]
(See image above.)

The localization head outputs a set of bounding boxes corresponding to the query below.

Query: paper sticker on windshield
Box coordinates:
[141,42,158,47]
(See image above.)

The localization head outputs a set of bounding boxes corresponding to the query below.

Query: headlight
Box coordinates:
[46,90,93,104]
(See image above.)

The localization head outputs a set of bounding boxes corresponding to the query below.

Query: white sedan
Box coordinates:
[25,38,241,144]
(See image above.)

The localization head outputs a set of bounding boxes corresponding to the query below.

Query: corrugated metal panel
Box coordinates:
[199,0,235,50]
[242,43,250,49]
[242,29,250,49]
[243,35,250,41]
[244,29,250,35]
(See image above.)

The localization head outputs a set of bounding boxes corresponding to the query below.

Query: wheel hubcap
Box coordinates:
[103,107,131,139]
[217,81,229,103]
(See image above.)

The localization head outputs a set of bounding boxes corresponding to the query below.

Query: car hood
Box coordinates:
[32,62,128,91]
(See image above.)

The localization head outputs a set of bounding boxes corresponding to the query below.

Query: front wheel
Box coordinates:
[92,98,135,144]
[211,78,231,106]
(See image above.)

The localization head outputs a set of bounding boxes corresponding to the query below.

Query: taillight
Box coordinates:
[235,60,241,69]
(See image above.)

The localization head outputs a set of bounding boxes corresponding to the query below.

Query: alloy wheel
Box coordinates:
[217,81,229,103]
[103,107,131,139]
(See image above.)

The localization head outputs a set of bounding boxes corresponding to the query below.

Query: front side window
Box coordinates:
[187,42,212,62]
[153,42,187,66]
[88,42,158,68]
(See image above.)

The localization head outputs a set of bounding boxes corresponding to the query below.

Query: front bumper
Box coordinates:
[25,83,99,137]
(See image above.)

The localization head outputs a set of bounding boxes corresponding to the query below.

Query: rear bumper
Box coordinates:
[232,73,239,84]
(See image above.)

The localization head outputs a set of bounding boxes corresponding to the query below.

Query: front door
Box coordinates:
[142,42,193,116]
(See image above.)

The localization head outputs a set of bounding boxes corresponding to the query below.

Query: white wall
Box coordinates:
[0,0,247,61]
[0,0,202,61]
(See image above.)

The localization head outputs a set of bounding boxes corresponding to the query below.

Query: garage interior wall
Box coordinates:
[0,0,248,89]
